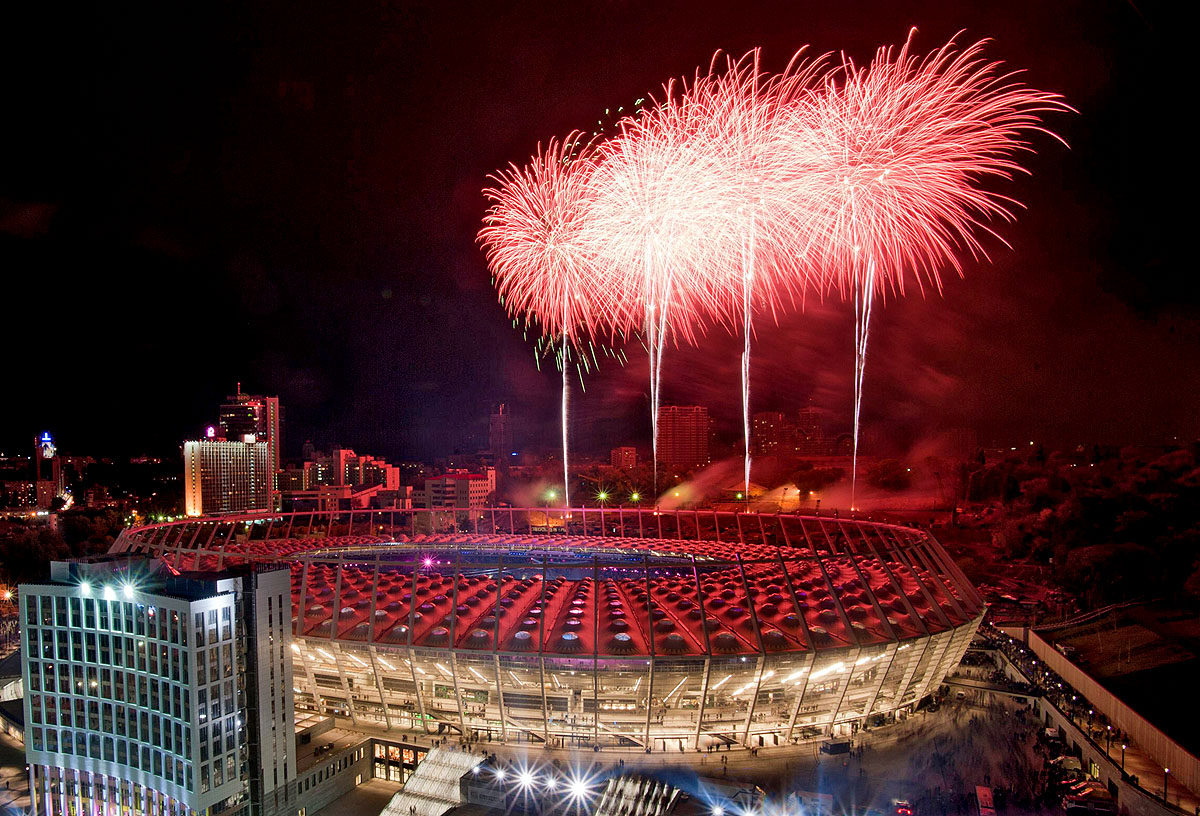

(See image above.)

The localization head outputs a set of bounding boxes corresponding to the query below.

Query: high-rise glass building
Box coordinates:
[20,556,295,816]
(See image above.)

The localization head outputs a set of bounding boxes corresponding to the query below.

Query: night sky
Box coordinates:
[0,0,1190,461]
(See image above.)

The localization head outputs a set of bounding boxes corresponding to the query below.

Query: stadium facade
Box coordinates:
[112,508,983,751]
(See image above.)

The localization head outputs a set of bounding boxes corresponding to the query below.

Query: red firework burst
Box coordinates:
[479,134,630,344]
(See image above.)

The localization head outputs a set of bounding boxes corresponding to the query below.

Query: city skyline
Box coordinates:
[1,5,1196,815]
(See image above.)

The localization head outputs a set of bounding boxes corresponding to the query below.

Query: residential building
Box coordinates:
[414,470,495,509]
[218,388,282,508]
[488,404,512,460]
[609,446,637,471]
[751,412,788,457]
[34,432,63,510]
[183,440,272,517]
[657,406,710,470]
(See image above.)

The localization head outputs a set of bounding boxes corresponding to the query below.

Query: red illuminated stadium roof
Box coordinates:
[112,509,984,658]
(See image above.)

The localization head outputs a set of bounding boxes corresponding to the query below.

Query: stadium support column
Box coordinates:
[826,645,862,734]
[592,556,600,749]
[693,659,711,750]
[448,549,468,739]
[330,553,346,655]
[407,648,430,735]
[691,555,714,751]
[366,558,392,728]
[448,652,468,739]
[369,646,393,730]
[217,521,237,570]
[331,643,360,726]
[297,644,327,716]
[785,652,817,742]
[368,556,382,644]
[642,555,656,750]
[537,555,550,747]
[896,636,933,709]
[862,644,898,719]
[740,657,766,747]
[297,559,311,626]
[736,553,768,747]
[538,658,550,747]
[493,654,508,743]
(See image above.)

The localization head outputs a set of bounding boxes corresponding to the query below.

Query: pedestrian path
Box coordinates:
[981,628,1200,814]
[0,727,30,816]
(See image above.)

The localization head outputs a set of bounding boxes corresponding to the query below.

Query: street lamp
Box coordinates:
[1106,725,1112,754]
[1163,768,1169,805]
[1121,744,1127,772]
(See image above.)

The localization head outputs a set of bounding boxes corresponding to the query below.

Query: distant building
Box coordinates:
[20,555,295,816]
[488,403,512,460]
[277,465,309,493]
[218,387,282,508]
[34,432,63,509]
[795,407,823,441]
[658,406,710,470]
[282,483,413,513]
[792,408,839,456]
[751,412,788,457]
[281,448,411,512]
[302,448,402,490]
[414,469,496,509]
[610,446,637,471]
[183,439,273,516]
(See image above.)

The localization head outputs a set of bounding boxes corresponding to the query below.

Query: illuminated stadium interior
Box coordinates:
[112,508,983,751]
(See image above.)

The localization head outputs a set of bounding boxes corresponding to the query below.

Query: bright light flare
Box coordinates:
[566,771,596,802]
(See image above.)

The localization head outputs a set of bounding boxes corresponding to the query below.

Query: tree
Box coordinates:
[866,459,911,491]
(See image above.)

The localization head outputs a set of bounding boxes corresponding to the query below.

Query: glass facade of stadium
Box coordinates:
[113,508,984,751]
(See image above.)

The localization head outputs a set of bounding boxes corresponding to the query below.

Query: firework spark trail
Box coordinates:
[742,215,754,501]
[587,91,743,500]
[479,135,623,506]
[482,34,1069,511]
[561,302,570,509]
[681,48,828,500]
[784,31,1072,506]
[852,255,874,505]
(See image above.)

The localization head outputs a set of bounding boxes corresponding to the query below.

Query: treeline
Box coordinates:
[962,443,1200,608]
[0,509,125,585]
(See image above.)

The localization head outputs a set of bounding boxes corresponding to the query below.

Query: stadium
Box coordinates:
[112,508,983,752]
